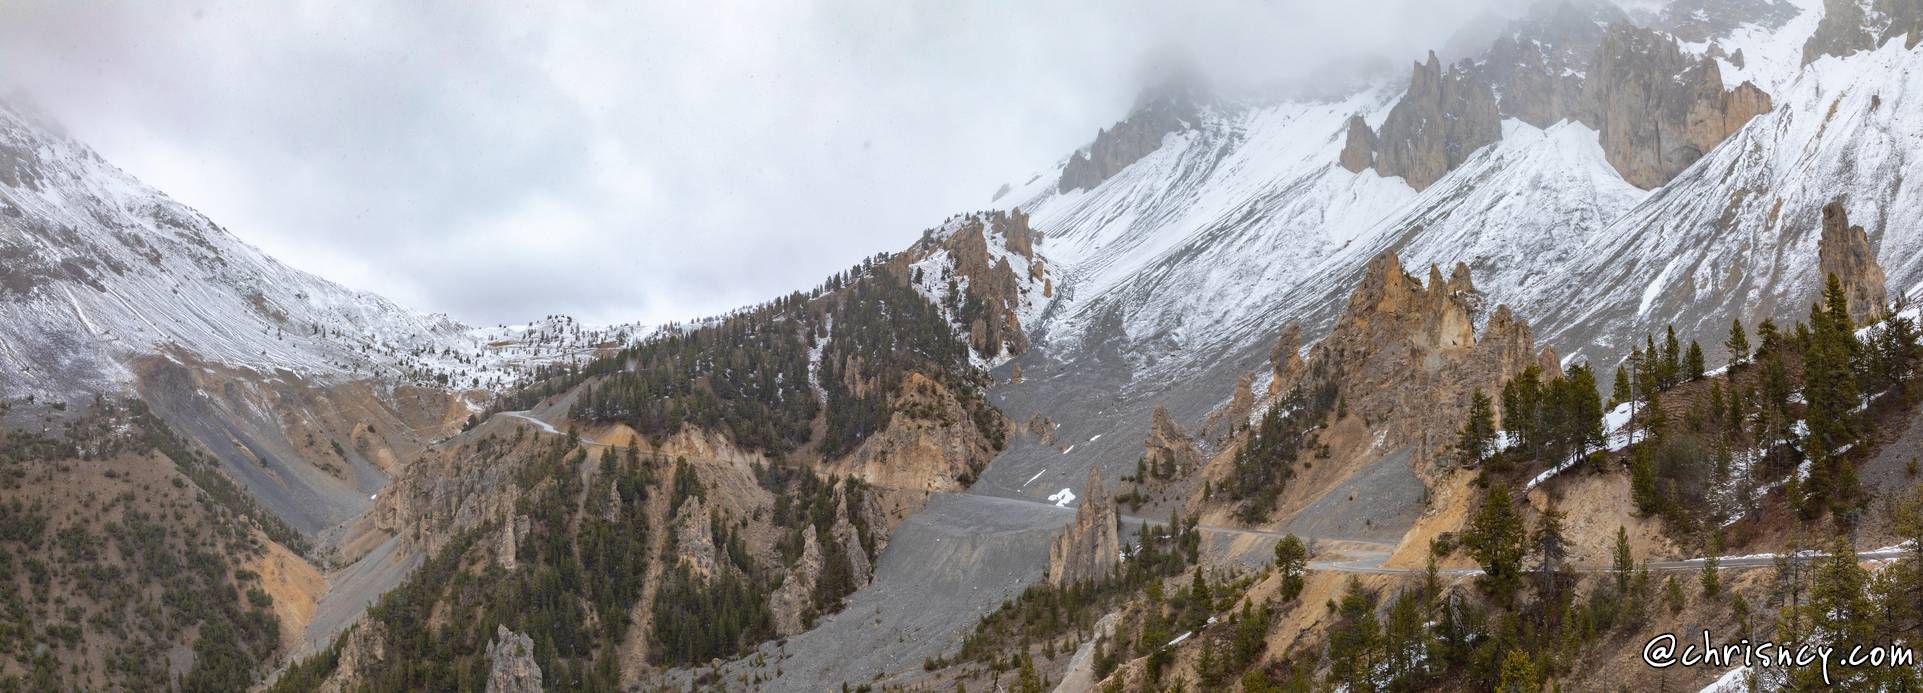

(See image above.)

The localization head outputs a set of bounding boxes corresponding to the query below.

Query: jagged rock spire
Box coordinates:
[1817,199,1889,324]
[1045,467,1121,587]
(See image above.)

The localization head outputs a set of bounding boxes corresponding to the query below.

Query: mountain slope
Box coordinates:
[0,101,612,404]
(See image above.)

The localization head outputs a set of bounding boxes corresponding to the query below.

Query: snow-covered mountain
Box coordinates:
[944,0,1923,511]
[0,101,624,404]
[1000,0,1918,399]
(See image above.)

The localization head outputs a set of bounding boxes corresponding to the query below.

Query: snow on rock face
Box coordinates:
[996,2,1922,401]
[0,101,611,402]
[1530,39,1923,368]
[1011,87,1413,378]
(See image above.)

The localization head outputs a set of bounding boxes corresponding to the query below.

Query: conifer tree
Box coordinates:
[1456,390,1497,467]
[1804,275,1864,517]
[1496,651,1539,693]
[1662,325,1683,387]
[1611,365,1632,408]
[1685,340,1706,381]
[1757,318,1782,355]
[1611,526,1634,596]
[1466,484,1527,603]
[1564,364,1605,460]
[1274,534,1308,602]
[1726,319,1751,369]
[1327,577,1381,692]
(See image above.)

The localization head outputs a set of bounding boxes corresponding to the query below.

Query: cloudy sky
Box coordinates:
[0,0,1514,327]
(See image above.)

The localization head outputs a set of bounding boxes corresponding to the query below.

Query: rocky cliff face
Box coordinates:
[1662,0,1803,42]
[484,626,544,693]
[835,372,1003,492]
[1307,255,1552,470]
[1371,52,1503,191]
[1586,22,1773,189]
[1057,91,1196,193]
[672,495,721,578]
[317,623,388,693]
[1045,468,1121,587]
[1817,199,1890,324]
[1142,406,1203,477]
[1803,0,1923,64]
[1267,321,1307,399]
[1371,6,1774,192]
[770,530,822,635]
[1476,0,1621,128]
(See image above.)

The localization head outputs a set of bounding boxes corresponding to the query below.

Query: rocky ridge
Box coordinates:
[1057,87,1197,193]
[1802,0,1923,64]
[1276,255,1555,472]
[1347,7,1778,191]
[1366,51,1504,191]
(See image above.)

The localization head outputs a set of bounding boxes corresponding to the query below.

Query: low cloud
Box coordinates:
[0,0,1522,326]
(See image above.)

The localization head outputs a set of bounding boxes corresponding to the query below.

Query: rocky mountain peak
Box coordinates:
[1369,50,1503,191]
[1308,254,1550,470]
[1056,80,1198,193]
[1045,467,1120,587]
[1817,199,1890,324]
[1474,0,1619,127]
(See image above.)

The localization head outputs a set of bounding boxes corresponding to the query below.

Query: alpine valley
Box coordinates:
[4,0,1923,691]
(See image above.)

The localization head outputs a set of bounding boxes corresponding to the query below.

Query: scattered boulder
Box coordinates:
[1026,414,1060,446]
